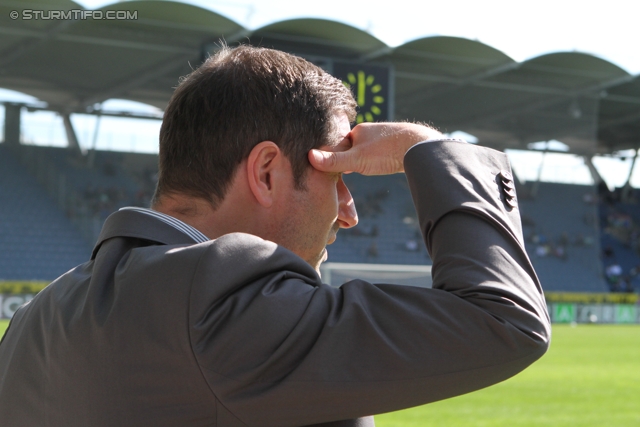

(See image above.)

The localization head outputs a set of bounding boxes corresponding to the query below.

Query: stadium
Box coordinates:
[0,1,638,425]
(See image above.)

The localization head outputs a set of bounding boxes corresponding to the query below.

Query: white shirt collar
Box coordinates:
[119,207,209,244]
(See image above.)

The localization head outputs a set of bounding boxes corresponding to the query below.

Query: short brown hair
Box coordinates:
[154,45,356,208]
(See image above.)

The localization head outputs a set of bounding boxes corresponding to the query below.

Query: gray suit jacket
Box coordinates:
[0,140,550,426]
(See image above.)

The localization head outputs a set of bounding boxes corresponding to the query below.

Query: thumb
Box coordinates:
[309,149,353,173]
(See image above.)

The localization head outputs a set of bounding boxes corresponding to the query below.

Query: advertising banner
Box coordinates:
[576,304,602,323]
[552,303,576,323]
[549,302,639,324]
[0,294,35,319]
[2,295,639,323]
[615,305,637,324]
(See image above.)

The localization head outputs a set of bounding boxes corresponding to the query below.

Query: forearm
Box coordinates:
[404,139,550,347]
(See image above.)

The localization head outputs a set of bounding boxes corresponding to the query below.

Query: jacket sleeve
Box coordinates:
[188,140,551,427]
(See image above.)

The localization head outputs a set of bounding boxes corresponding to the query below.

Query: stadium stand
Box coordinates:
[13,144,156,245]
[329,175,614,293]
[0,145,91,281]
[327,173,431,266]
[517,181,608,292]
[3,142,628,293]
[598,187,640,292]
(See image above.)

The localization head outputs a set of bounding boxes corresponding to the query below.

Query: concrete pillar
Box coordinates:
[583,155,604,185]
[62,113,83,156]
[621,149,638,202]
[4,104,21,146]
[530,150,547,199]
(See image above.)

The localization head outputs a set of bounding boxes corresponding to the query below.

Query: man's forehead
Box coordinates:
[321,112,352,153]
[334,111,351,132]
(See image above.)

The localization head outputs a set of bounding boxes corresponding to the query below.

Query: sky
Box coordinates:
[4,0,640,188]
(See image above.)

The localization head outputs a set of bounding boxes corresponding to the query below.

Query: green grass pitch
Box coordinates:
[1,321,638,425]
[376,325,640,426]
[0,319,9,338]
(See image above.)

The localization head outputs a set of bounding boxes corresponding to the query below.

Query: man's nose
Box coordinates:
[337,177,358,229]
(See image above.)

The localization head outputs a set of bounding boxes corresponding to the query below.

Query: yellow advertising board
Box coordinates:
[0,281,49,294]
[545,292,638,304]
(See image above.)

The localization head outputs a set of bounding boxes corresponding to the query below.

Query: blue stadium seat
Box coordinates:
[0,145,92,281]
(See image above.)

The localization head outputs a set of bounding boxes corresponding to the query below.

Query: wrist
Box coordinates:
[403,124,442,152]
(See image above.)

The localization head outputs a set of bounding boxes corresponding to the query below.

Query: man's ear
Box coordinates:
[246,141,283,208]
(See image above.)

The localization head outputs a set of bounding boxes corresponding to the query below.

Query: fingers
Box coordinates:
[308,122,442,176]
[309,145,397,176]
[309,149,357,173]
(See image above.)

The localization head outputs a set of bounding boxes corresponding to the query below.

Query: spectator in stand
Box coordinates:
[404,239,419,252]
[605,264,624,292]
[553,244,567,261]
[535,245,549,258]
[366,241,379,259]
[603,245,615,259]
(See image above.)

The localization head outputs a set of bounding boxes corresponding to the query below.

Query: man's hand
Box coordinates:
[309,122,442,176]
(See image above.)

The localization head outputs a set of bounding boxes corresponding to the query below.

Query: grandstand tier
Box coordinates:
[518,181,608,292]
[0,145,91,280]
[1,143,638,294]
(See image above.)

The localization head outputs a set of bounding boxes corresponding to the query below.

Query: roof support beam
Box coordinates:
[0,25,193,54]
[396,61,521,105]
[251,31,379,53]
[449,75,635,134]
[397,71,637,103]
[601,93,640,105]
[395,48,507,66]
[77,53,194,109]
[358,46,393,62]
[599,109,640,129]
[0,101,163,120]
[0,19,77,70]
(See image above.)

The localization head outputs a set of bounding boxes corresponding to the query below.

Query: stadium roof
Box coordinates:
[1,0,639,155]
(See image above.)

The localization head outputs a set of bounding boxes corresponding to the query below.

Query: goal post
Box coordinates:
[320,263,432,288]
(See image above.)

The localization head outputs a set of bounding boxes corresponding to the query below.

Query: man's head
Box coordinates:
[154,44,357,208]
[153,45,358,271]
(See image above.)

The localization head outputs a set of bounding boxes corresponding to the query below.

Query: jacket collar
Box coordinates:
[91,209,200,259]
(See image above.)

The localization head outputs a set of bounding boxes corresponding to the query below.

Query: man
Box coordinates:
[0,45,550,426]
